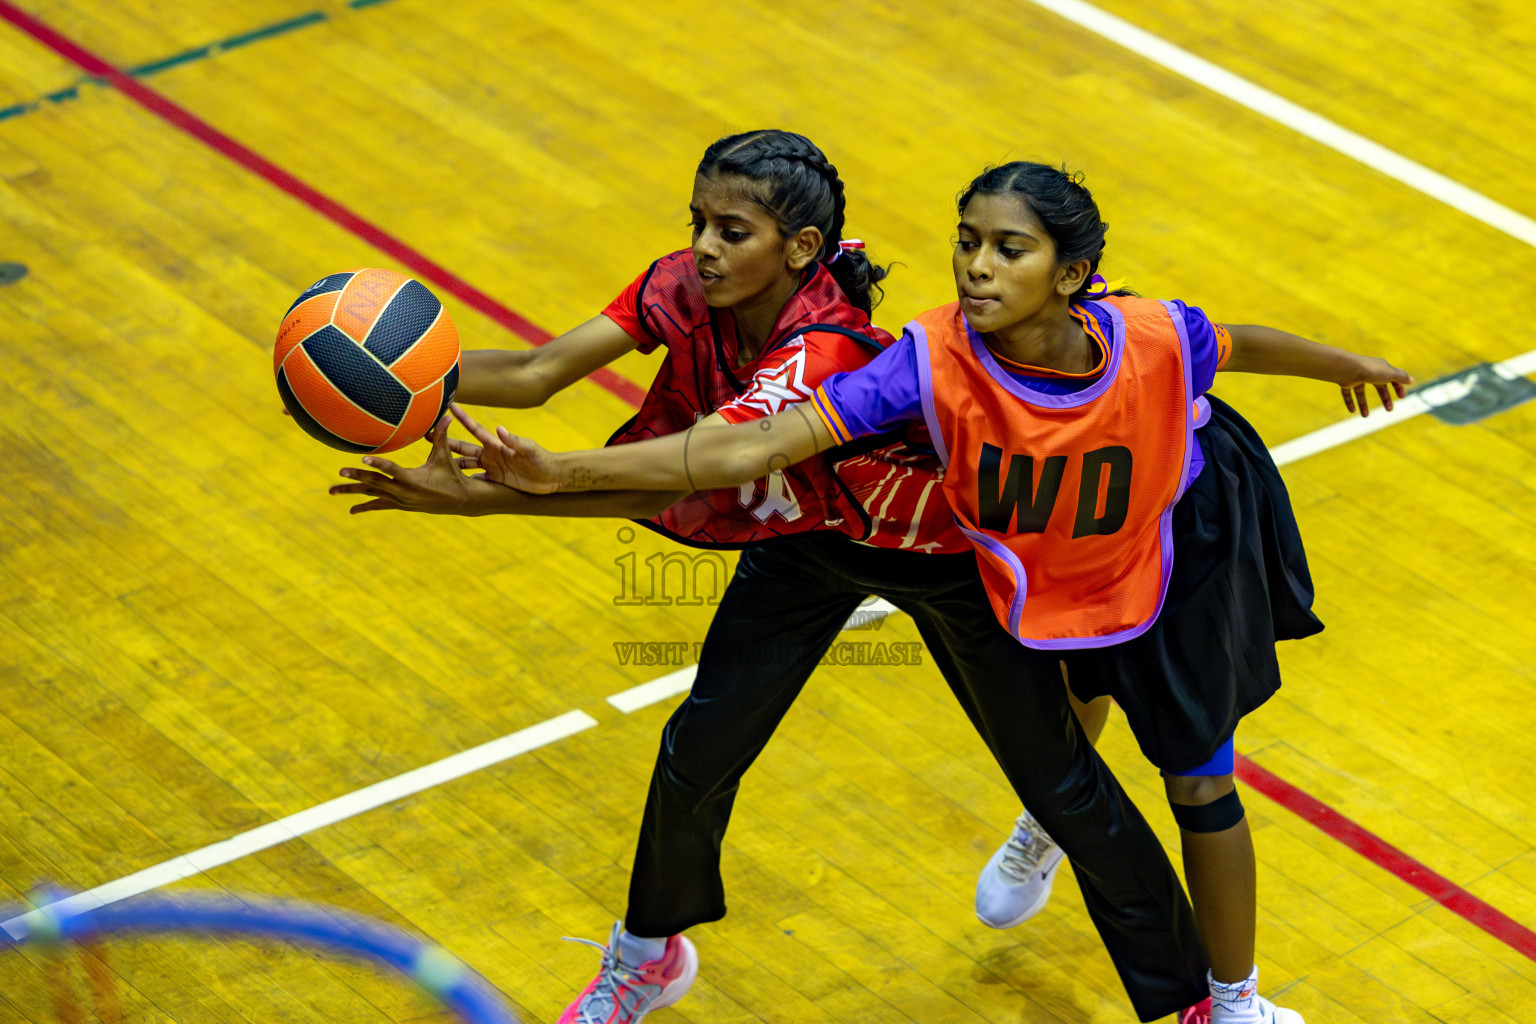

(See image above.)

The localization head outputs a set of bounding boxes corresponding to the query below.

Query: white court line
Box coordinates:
[608,665,697,713]
[1022,0,1536,248]
[1270,349,1536,466]
[2,710,598,940]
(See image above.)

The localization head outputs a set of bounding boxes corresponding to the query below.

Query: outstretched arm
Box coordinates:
[450,402,837,494]
[1221,325,1412,417]
[456,315,643,408]
[329,415,686,516]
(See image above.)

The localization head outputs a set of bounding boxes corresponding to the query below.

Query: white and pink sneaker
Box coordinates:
[558,921,698,1024]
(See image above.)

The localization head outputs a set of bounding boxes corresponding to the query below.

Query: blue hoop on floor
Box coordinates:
[1,892,520,1024]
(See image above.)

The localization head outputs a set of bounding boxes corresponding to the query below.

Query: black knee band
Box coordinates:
[1170,789,1245,833]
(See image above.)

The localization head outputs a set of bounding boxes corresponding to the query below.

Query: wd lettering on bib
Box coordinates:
[977,443,1134,538]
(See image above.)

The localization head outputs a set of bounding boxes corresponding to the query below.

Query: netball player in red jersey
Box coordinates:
[333,137,1209,1022]
[468,161,1413,1024]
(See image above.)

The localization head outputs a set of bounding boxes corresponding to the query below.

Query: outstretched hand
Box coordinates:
[1340,357,1413,417]
[448,403,563,494]
[329,415,503,514]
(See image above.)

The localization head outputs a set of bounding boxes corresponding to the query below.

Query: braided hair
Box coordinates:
[957,162,1133,302]
[697,130,888,314]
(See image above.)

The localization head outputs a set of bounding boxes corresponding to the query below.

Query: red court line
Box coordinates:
[6,0,1534,968]
[1236,753,1536,961]
[0,0,645,408]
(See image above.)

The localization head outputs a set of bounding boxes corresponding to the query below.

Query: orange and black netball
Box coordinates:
[274,268,460,454]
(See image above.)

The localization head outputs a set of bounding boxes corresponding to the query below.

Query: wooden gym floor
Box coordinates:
[1,0,1534,1020]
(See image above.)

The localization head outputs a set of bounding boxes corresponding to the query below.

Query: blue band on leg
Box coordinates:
[1162,737,1235,778]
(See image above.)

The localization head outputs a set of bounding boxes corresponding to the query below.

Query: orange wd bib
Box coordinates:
[912,297,1197,648]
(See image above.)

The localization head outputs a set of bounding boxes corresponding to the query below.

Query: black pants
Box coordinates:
[625,535,1208,1021]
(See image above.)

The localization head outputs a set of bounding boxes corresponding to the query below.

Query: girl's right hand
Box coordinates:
[1338,357,1412,417]
[448,403,563,493]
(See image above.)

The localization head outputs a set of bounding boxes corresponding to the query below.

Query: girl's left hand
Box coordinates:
[449,403,564,493]
[1339,357,1413,417]
[330,415,492,514]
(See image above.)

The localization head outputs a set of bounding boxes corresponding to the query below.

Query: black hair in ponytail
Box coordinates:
[699,130,889,315]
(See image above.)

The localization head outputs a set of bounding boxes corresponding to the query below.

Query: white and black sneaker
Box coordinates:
[974,812,1066,928]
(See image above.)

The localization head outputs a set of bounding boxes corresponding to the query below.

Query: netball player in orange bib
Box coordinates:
[472,161,1412,1024]
[333,140,1210,1022]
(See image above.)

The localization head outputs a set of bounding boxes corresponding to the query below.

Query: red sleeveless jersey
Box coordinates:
[913,296,1197,647]
[609,250,963,551]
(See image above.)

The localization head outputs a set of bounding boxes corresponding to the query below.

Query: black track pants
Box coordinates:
[624,536,1207,1021]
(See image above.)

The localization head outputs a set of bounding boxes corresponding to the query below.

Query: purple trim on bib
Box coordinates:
[1162,300,1199,504]
[1020,615,1161,650]
[910,322,950,468]
[958,525,1029,638]
[962,303,1126,409]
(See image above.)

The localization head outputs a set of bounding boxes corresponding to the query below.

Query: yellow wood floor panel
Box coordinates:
[486,909,652,1023]
[305,8,707,212]
[238,830,622,1020]
[8,78,664,437]
[764,906,992,1024]
[38,0,325,67]
[1242,691,1531,871]
[1284,948,1461,1024]
[1245,861,1379,961]
[1255,790,1536,996]
[771,681,1010,848]
[1091,707,1445,958]
[457,726,666,869]
[1343,933,1472,1006]
[0,595,371,872]
[1286,552,1536,806]
[1096,719,1532,998]
[1091,0,1536,219]
[0,670,250,854]
[704,878,886,1013]
[512,865,667,976]
[0,29,78,105]
[0,437,521,800]
[120,42,661,346]
[0,604,317,863]
[0,420,514,808]
[1388,411,1536,523]
[438,916,573,1023]
[1384,910,1536,1011]
[1489,851,1536,929]
[1430,992,1529,1024]
[669,917,844,1024]
[1246,815,1421,936]
[305,805,541,921]
[724,766,1129,1020]
[790,687,1020,870]
[0,724,166,885]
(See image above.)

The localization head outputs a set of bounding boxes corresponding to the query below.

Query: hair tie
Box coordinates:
[1083,273,1109,298]
[827,238,864,264]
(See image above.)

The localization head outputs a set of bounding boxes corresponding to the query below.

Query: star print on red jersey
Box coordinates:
[736,349,813,415]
